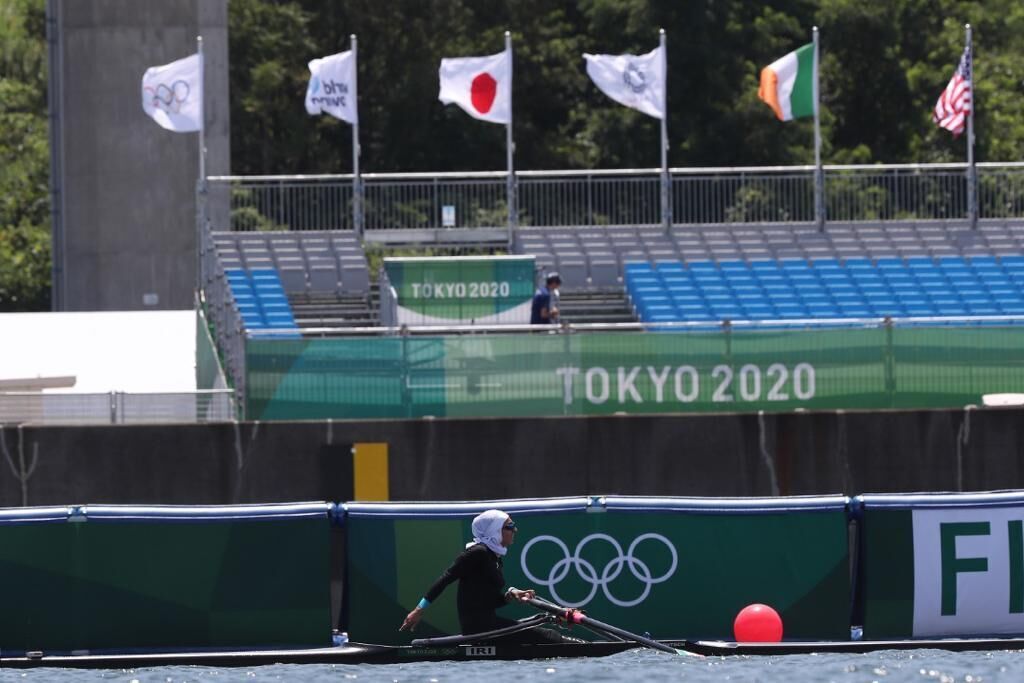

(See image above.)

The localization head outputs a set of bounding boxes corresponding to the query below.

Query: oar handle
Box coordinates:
[525,597,678,655]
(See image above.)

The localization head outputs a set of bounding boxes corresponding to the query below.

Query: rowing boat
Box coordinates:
[0,640,655,668]
[4,636,1024,668]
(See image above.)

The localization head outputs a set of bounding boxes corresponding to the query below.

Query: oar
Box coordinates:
[526,596,680,655]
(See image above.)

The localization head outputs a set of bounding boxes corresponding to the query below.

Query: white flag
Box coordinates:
[438,49,511,124]
[305,50,358,124]
[141,53,202,132]
[583,46,666,120]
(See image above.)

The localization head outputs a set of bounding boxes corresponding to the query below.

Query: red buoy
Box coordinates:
[733,603,783,642]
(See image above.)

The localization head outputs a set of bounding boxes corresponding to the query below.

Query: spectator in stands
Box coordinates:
[530,272,561,324]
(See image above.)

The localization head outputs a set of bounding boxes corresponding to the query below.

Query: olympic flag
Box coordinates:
[438,48,511,124]
[583,45,666,120]
[141,52,202,132]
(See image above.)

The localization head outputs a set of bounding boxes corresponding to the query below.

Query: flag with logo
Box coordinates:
[933,46,971,136]
[758,43,816,121]
[438,49,511,124]
[141,52,202,132]
[305,50,358,124]
[583,45,666,120]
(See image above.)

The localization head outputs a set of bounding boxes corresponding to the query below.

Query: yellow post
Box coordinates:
[352,442,389,501]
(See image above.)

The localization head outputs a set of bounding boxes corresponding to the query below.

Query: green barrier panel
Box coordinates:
[859,492,1024,639]
[344,496,850,644]
[196,308,225,391]
[384,256,535,324]
[0,504,333,652]
[247,326,1024,420]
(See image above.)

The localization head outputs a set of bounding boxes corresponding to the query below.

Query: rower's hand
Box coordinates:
[399,607,424,632]
[506,588,536,603]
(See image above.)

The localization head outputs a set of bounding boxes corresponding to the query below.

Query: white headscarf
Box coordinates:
[466,509,509,556]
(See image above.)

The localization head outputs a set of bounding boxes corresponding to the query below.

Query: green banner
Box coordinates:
[859,507,915,639]
[0,506,333,652]
[247,326,1024,420]
[383,256,535,324]
[859,493,1024,639]
[345,502,850,643]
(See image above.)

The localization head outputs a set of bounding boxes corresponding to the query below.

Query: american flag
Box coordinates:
[933,46,972,136]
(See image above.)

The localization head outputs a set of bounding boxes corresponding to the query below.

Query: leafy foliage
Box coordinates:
[5,0,1024,309]
[1,0,50,311]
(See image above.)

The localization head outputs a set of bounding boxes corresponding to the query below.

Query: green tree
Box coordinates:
[0,0,51,311]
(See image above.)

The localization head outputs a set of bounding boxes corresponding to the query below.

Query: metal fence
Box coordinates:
[205,163,1024,235]
[0,390,236,425]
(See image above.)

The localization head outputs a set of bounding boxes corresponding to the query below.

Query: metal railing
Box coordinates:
[0,390,236,426]
[204,163,1024,235]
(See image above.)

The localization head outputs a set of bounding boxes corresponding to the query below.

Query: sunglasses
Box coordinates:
[503,522,517,532]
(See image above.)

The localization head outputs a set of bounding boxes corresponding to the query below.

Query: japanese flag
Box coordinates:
[438,49,511,124]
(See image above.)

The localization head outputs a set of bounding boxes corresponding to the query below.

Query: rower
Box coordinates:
[399,509,573,643]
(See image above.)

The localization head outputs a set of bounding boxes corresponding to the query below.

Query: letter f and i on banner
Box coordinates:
[306,36,363,235]
[438,32,516,238]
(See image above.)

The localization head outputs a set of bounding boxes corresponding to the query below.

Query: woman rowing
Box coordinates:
[399,509,573,643]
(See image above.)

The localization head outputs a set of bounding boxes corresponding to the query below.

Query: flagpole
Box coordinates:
[505,30,516,246]
[351,34,363,238]
[812,26,824,231]
[196,34,206,302]
[659,28,670,234]
[965,23,976,230]
[197,35,206,186]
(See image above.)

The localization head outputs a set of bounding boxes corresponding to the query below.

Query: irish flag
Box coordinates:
[758,43,816,121]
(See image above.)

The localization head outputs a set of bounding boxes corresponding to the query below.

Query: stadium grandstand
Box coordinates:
[194,163,1024,421]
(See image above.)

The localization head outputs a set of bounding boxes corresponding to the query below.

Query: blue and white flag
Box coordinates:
[305,50,358,124]
[583,45,666,120]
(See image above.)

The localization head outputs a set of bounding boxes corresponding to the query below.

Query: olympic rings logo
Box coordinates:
[144,80,191,114]
[520,533,677,608]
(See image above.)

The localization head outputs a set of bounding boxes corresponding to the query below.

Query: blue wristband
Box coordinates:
[417,598,430,609]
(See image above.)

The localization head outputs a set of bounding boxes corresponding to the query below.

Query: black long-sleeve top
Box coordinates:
[424,543,507,634]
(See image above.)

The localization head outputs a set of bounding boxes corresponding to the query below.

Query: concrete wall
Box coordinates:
[1,407,1022,507]
[49,0,229,311]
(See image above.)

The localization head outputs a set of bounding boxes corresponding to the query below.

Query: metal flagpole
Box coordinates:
[505,30,516,247]
[197,35,206,186]
[965,24,977,230]
[659,28,670,234]
[812,26,824,231]
[196,35,207,301]
[351,34,363,238]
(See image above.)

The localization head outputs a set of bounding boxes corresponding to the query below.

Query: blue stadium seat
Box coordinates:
[742,304,774,319]
[676,302,711,317]
[876,256,905,271]
[1000,255,1024,271]
[906,256,934,269]
[843,257,873,270]
[655,260,685,274]
[969,255,1000,268]
[719,259,749,273]
[999,303,1024,315]
[725,273,757,287]
[903,303,937,317]
[778,257,808,269]
[661,274,693,290]
[838,304,872,317]
[625,262,654,274]
[750,260,781,274]
[775,303,809,319]
[688,260,719,273]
